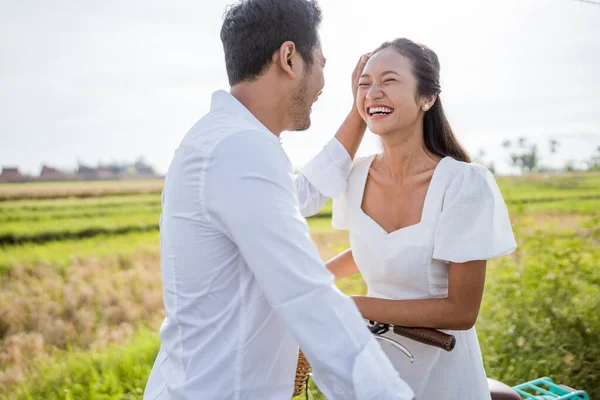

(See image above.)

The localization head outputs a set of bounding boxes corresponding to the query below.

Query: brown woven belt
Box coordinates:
[292,323,456,397]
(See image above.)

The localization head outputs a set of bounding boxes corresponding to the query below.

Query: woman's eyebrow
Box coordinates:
[360,70,401,79]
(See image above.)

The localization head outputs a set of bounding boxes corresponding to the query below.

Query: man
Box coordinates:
[143,1,414,399]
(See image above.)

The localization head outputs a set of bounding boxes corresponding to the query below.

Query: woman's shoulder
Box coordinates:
[443,157,492,176]
[439,157,501,202]
[442,158,495,185]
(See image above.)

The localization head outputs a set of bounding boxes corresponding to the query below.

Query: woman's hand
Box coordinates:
[332,53,371,159]
[351,53,370,113]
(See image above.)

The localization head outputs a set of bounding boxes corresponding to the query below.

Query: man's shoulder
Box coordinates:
[180,112,278,157]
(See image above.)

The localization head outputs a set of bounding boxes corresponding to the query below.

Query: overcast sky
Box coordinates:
[1,0,599,175]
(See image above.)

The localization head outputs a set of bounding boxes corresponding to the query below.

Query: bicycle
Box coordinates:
[294,322,590,400]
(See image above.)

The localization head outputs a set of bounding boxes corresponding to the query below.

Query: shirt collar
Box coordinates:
[210,90,281,146]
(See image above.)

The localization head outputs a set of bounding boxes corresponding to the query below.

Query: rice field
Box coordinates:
[0,173,598,399]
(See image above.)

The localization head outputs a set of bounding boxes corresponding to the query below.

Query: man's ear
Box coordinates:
[274,41,298,80]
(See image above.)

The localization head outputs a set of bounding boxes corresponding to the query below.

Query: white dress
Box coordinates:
[332,155,517,400]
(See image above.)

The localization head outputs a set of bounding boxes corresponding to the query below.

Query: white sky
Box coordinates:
[1,0,599,175]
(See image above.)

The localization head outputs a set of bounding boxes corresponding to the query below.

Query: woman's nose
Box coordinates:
[366,84,383,100]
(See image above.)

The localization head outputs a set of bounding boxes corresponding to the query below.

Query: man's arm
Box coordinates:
[207,131,413,400]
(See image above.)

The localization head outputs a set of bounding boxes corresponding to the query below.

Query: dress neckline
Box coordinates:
[357,155,450,237]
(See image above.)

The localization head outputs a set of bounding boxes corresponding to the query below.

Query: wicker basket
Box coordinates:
[293,350,312,397]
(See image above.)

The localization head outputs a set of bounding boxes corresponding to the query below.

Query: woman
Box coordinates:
[324,38,517,399]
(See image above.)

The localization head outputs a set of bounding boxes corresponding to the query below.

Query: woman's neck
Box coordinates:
[378,126,440,182]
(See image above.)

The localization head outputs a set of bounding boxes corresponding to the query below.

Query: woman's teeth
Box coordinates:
[368,107,394,116]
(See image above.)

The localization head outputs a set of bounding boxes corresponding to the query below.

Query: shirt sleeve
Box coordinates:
[331,187,350,230]
[207,131,414,400]
[295,138,352,217]
[331,155,371,230]
[433,163,517,264]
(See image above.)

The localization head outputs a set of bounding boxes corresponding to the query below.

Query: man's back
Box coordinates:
[145,92,300,399]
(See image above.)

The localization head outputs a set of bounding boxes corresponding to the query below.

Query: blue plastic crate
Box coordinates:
[512,377,589,399]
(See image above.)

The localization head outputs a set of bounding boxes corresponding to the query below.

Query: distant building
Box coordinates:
[136,166,156,176]
[0,160,161,184]
[40,165,65,181]
[0,167,24,182]
[96,167,113,180]
[77,165,97,180]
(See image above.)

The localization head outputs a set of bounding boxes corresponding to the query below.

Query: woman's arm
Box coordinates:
[352,260,487,330]
[325,248,360,280]
[333,109,366,159]
[294,54,370,217]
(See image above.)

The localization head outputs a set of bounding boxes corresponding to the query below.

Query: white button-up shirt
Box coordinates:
[143,91,414,400]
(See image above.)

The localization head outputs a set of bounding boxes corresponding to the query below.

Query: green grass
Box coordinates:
[0,231,160,274]
[1,173,599,399]
[0,180,163,201]
[5,216,599,399]
[509,197,600,214]
[0,213,160,246]
[0,204,162,223]
[1,173,597,247]
[478,215,600,397]
[496,172,600,193]
[306,216,337,233]
[0,219,334,274]
[5,328,160,400]
[4,327,328,400]
[0,193,160,213]
[0,213,334,275]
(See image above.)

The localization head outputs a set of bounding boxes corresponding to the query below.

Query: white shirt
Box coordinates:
[332,155,517,399]
[143,91,414,400]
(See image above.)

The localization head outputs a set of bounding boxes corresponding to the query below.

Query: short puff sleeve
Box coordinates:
[433,164,517,263]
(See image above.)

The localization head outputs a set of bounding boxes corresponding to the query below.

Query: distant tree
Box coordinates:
[585,146,600,172]
[564,159,578,172]
[504,137,540,173]
[548,138,560,172]
[549,139,560,154]
[473,148,496,174]
[472,148,486,164]
[134,156,150,170]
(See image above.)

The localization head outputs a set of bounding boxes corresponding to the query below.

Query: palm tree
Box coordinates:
[549,139,560,172]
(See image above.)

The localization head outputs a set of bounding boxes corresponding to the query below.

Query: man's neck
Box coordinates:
[230,81,287,136]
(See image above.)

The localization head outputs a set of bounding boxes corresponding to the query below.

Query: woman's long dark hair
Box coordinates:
[373,38,471,163]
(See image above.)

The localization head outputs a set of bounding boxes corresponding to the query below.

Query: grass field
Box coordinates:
[0,173,598,399]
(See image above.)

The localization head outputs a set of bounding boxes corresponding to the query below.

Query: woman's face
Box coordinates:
[356,47,423,137]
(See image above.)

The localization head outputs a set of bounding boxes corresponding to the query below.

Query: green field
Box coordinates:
[0,174,598,399]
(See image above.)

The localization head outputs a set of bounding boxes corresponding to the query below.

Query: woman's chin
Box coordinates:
[367,125,389,136]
